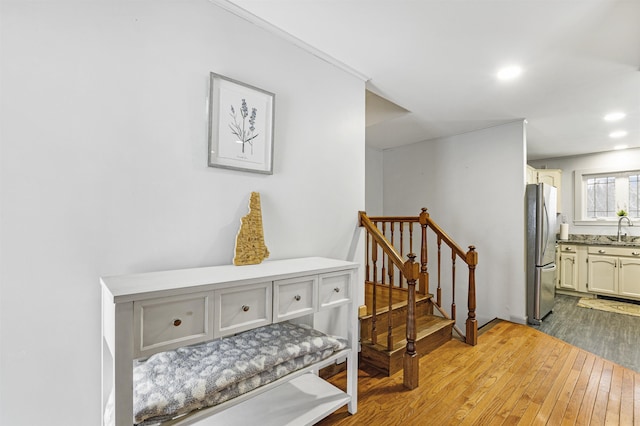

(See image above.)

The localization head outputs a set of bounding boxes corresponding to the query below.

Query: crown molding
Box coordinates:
[208,0,370,82]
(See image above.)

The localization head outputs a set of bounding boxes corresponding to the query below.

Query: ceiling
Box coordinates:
[226,0,640,160]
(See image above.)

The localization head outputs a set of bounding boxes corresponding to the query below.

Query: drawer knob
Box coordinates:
[633,252,640,256]
[294,295,301,301]
[173,319,182,327]
[598,249,606,254]
[242,305,250,312]
[334,287,341,293]
[565,247,572,251]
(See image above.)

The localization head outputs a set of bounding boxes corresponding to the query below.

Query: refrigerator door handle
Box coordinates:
[542,200,550,259]
[542,264,557,272]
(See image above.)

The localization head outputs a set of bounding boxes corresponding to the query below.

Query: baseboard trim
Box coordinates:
[509,315,527,325]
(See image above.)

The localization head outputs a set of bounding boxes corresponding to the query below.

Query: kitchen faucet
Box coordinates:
[617,215,633,242]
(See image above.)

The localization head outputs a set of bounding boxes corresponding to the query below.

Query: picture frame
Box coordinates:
[208,72,275,174]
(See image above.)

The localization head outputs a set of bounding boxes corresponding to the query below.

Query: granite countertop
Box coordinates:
[557,234,640,247]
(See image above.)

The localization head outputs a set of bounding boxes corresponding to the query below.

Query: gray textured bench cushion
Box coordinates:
[132,322,347,425]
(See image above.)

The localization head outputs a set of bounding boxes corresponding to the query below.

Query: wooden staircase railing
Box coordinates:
[359,208,478,389]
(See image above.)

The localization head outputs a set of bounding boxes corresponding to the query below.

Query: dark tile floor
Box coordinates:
[530,294,640,373]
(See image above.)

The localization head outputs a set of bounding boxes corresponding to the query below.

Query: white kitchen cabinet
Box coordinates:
[576,245,589,292]
[587,254,618,295]
[619,257,640,298]
[559,251,577,291]
[536,169,562,189]
[537,169,562,213]
[557,244,588,293]
[560,243,640,299]
[526,165,537,185]
[528,167,562,212]
[587,246,640,299]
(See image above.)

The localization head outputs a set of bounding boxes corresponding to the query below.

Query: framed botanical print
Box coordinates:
[208,72,275,174]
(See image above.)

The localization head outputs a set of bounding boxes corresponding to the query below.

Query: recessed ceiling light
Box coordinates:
[609,130,628,138]
[614,145,629,150]
[604,112,626,122]
[497,66,522,81]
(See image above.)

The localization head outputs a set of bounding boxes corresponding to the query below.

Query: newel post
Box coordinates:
[465,246,478,346]
[418,208,429,296]
[403,253,419,390]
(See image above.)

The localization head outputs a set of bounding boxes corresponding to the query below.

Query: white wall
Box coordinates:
[365,146,384,216]
[530,148,640,237]
[0,1,365,424]
[382,121,527,327]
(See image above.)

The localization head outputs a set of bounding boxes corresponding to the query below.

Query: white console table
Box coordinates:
[101,257,359,426]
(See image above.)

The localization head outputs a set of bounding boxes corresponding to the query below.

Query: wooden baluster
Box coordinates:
[409,222,414,254]
[466,246,478,346]
[373,221,380,285]
[399,222,405,288]
[419,208,429,295]
[403,253,419,389]
[408,222,414,290]
[371,239,378,345]
[437,236,442,307]
[390,221,395,288]
[365,232,370,283]
[390,222,395,248]
[381,222,386,286]
[451,251,457,322]
[387,256,394,351]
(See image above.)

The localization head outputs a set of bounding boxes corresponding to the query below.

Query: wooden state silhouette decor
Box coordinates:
[233,192,270,266]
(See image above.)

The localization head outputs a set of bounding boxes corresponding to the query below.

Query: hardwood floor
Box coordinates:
[319,320,640,425]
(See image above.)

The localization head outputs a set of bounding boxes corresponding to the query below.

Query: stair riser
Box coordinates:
[360,323,453,376]
[360,300,433,341]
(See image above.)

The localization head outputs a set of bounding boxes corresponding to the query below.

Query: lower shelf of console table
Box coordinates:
[182,373,349,426]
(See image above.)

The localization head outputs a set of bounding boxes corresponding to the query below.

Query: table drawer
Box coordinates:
[133,291,213,357]
[274,275,317,321]
[214,282,272,338]
[318,271,351,310]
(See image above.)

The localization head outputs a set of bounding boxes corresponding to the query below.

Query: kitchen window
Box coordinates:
[586,175,616,217]
[630,174,640,217]
[575,169,640,224]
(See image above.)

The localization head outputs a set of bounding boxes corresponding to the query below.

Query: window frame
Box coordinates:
[574,167,640,226]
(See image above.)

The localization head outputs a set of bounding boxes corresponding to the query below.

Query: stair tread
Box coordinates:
[362,281,432,318]
[360,293,432,320]
[364,314,454,354]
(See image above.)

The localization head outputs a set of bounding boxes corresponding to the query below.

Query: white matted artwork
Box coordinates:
[208,72,275,174]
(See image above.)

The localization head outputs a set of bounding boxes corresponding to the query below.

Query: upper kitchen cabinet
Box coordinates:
[537,169,562,190]
[527,167,563,213]
[526,165,537,185]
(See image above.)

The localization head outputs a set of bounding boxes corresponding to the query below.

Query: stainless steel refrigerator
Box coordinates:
[526,183,557,325]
